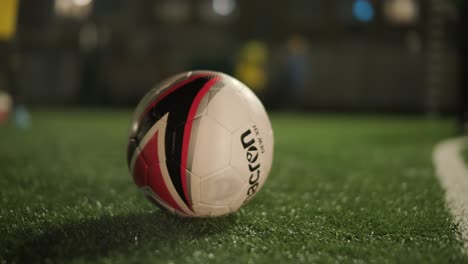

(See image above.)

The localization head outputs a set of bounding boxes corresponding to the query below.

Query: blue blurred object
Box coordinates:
[14,105,31,129]
[353,0,374,23]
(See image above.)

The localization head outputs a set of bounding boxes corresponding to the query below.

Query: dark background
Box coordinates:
[0,0,463,114]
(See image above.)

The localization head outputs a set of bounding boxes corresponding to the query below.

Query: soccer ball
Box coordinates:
[127,71,274,217]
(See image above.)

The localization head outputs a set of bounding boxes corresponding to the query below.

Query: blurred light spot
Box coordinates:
[353,0,374,23]
[73,0,91,7]
[384,0,418,24]
[55,0,92,19]
[212,0,235,16]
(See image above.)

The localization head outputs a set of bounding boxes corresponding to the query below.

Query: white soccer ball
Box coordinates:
[127,71,274,217]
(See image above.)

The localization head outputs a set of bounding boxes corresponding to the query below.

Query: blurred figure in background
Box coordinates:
[235,40,268,96]
[283,35,311,110]
[0,0,30,128]
[0,0,18,120]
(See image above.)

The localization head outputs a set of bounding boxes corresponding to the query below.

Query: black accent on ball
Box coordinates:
[130,75,214,208]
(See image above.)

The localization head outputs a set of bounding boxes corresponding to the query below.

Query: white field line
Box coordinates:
[433,136,468,251]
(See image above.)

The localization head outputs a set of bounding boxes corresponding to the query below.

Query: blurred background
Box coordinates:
[0,0,465,116]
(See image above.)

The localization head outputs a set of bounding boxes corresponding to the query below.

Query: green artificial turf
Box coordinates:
[0,111,465,263]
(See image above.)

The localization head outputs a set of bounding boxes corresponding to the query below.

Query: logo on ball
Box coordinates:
[240,128,261,198]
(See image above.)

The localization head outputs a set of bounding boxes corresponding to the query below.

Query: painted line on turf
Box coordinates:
[433,136,468,251]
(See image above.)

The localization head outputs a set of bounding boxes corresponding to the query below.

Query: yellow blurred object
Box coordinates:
[236,64,267,92]
[0,0,19,41]
[235,41,268,92]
